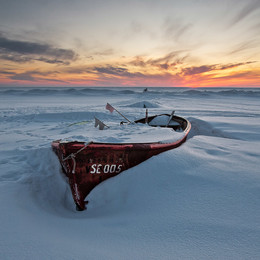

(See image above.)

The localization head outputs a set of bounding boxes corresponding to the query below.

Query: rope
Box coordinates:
[62,142,92,174]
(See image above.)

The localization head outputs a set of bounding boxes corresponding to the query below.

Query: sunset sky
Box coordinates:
[0,0,259,88]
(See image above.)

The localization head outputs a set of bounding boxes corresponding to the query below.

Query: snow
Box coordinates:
[61,121,185,144]
[0,87,260,259]
[148,114,180,126]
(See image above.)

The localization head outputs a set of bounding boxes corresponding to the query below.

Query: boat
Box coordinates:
[52,112,191,211]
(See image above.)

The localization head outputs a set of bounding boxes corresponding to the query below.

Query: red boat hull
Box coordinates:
[52,114,191,210]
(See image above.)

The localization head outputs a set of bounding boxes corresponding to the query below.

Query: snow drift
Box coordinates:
[0,87,260,259]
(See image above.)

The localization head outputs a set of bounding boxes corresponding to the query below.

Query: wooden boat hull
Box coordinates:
[52,114,191,210]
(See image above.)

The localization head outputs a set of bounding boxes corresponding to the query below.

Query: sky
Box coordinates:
[0,0,260,88]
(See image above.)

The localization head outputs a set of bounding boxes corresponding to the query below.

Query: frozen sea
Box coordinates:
[0,86,260,259]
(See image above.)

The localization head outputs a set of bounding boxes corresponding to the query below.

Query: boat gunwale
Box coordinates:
[52,129,190,149]
[52,114,191,148]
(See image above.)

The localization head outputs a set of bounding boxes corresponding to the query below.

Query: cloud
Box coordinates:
[1,68,64,83]
[129,51,187,70]
[86,63,176,84]
[162,17,192,42]
[128,56,147,67]
[10,72,36,81]
[0,34,77,65]
[87,64,177,87]
[61,64,143,78]
[215,70,260,81]
[229,40,259,55]
[182,62,256,76]
[0,53,32,63]
[94,66,128,75]
[93,65,144,78]
[148,51,186,69]
[182,65,216,75]
[35,57,71,65]
[230,0,260,26]
[218,61,256,70]
[94,49,114,56]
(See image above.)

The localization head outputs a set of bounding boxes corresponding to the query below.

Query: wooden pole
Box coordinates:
[166,110,175,127]
[106,103,133,124]
[113,107,133,124]
[145,109,148,124]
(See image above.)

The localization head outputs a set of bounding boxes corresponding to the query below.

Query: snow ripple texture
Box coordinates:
[0,87,260,260]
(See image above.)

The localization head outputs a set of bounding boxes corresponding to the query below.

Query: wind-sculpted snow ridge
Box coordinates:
[1,86,259,98]
[0,86,137,97]
[182,88,260,98]
[187,117,238,140]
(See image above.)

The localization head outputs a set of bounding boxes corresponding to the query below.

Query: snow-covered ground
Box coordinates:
[0,87,260,259]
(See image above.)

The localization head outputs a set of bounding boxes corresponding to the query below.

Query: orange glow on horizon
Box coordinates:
[1,55,259,88]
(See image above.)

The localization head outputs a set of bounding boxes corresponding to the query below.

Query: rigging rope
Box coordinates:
[62,142,92,174]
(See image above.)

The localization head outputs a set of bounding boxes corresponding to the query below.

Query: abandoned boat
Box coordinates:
[52,113,191,210]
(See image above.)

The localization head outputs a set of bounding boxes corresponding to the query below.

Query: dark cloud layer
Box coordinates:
[129,51,187,71]
[1,68,61,82]
[10,72,35,81]
[182,65,215,75]
[6,71,66,84]
[182,62,256,76]
[0,34,77,65]
[93,65,144,78]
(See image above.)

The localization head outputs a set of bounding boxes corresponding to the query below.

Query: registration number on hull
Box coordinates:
[88,164,123,174]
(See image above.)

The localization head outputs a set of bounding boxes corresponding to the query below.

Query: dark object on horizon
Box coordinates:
[143,88,148,92]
